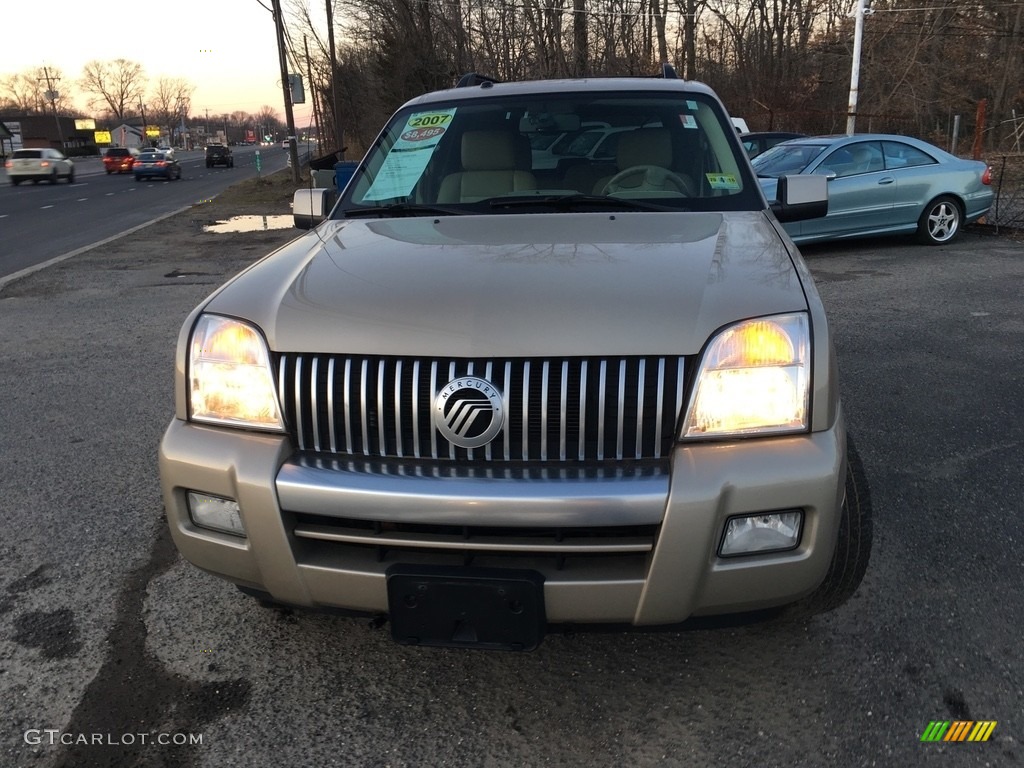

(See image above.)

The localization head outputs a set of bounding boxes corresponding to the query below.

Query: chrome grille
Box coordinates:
[277,355,685,462]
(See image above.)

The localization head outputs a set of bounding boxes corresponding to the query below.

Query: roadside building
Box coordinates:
[0,114,98,156]
[110,122,146,149]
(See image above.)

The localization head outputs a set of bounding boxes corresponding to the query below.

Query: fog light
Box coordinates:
[187,492,246,537]
[719,511,802,557]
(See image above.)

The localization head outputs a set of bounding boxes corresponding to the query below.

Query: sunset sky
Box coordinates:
[6,0,319,127]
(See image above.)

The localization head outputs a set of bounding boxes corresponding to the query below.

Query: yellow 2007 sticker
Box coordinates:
[401,113,453,142]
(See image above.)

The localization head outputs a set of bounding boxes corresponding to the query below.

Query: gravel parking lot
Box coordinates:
[1,203,1021,767]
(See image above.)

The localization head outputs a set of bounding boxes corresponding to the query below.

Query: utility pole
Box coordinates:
[271,0,301,182]
[39,66,65,147]
[139,98,149,148]
[325,0,343,158]
[846,0,872,135]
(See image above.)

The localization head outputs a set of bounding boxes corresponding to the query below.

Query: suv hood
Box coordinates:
[205,211,808,357]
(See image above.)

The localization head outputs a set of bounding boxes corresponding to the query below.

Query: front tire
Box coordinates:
[791,434,873,616]
[67,169,75,184]
[917,196,962,245]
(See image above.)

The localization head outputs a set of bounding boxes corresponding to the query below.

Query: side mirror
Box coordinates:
[293,188,335,230]
[771,174,828,223]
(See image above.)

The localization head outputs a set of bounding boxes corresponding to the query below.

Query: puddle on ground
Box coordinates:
[203,215,293,233]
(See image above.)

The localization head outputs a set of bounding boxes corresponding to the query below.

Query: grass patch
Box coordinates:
[204,168,313,214]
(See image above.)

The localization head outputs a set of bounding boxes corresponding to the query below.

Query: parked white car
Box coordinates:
[5,148,75,185]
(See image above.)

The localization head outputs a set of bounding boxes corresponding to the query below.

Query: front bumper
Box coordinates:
[160,414,846,625]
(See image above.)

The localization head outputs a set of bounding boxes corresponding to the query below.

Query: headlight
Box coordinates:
[682,313,809,438]
[188,314,284,431]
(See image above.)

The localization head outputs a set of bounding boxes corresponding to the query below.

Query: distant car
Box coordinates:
[753,133,994,245]
[134,150,182,181]
[5,148,75,185]
[205,144,234,168]
[103,147,139,174]
[740,132,805,158]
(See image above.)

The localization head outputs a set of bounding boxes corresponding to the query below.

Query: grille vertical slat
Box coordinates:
[412,361,421,459]
[541,360,550,461]
[327,358,337,453]
[448,362,457,460]
[294,356,305,450]
[279,354,684,463]
[429,361,439,460]
[311,357,321,453]
[376,360,387,456]
[393,360,403,457]
[522,361,531,461]
[578,360,588,461]
[559,361,568,461]
[654,357,665,459]
[343,359,353,453]
[359,359,369,456]
[597,361,607,461]
[616,359,626,461]
[503,362,512,460]
[635,359,645,460]
[484,362,494,462]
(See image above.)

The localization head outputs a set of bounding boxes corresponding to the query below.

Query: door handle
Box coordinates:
[878,177,895,185]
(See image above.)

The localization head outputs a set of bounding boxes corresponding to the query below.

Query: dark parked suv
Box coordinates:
[205,144,233,168]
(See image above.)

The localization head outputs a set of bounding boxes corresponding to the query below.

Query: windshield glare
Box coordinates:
[751,143,829,178]
[339,91,760,214]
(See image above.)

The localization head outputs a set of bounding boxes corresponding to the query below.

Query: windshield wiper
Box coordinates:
[342,202,467,218]
[489,194,684,212]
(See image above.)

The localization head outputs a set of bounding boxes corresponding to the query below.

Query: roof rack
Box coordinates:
[659,63,678,79]
[456,72,501,88]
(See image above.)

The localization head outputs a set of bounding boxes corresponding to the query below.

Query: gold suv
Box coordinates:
[160,68,870,650]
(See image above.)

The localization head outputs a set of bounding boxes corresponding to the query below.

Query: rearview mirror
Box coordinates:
[519,113,581,133]
[771,175,828,223]
[293,188,335,230]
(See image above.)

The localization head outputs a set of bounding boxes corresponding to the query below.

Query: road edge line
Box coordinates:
[0,204,193,292]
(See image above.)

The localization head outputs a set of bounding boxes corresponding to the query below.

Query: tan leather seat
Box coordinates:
[438,131,537,203]
[594,128,695,195]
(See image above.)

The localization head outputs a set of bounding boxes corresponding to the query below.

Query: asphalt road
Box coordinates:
[0,145,289,279]
[0,225,1021,768]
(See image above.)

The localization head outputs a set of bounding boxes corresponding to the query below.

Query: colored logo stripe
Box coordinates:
[921,721,996,742]
[921,721,950,742]
[968,722,997,742]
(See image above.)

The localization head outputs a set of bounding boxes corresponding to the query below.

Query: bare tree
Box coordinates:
[80,59,147,121]
[0,70,46,114]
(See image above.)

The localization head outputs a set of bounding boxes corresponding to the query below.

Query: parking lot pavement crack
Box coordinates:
[52,523,251,768]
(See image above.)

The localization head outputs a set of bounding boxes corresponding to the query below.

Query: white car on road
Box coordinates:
[5,148,75,185]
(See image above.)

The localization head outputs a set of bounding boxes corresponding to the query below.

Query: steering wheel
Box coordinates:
[601,165,694,195]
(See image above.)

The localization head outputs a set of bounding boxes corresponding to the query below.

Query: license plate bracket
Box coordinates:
[386,565,546,651]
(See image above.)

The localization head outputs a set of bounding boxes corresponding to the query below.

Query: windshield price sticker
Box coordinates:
[365,110,457,201]
[706,173,740,190]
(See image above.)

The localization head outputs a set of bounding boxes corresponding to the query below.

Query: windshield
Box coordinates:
[337,90,761,216]
[750,143,829,178]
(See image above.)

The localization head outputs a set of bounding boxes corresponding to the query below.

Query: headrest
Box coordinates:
[461,131,517,171]
[617,128,672,169]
